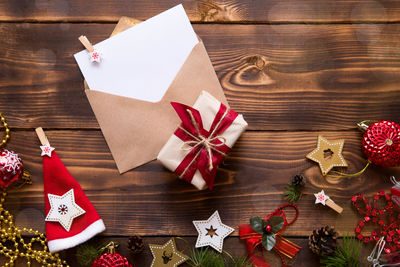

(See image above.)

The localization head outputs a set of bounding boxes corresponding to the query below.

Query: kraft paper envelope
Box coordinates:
[83,16,228,173]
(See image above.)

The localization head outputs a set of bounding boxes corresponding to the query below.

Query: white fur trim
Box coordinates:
[48,219,106,253]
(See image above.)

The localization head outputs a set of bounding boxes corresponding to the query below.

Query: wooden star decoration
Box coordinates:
[45,189,86,232]
[306,135,348,175]
[193,210,234,253]
[149,238,188,267]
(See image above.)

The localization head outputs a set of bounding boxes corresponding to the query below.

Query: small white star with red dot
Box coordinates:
[314,190,330,205]
[40,143,55,157]
[89,49,102,63]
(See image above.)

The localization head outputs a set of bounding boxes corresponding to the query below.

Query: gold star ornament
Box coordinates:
[149,238,188,267]
[306,135,348,175]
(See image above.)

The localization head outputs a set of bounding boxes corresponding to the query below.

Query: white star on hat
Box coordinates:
[314,190,330,205]
[40,143,55,157]
[45,189,86,232]
[193,210,234,253]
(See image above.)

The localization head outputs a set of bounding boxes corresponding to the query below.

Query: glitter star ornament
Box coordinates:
[45,189,86,232]
[40,143,55,157]
[193,210,235,253]
[306,135,348,175]
[149,238,188,267]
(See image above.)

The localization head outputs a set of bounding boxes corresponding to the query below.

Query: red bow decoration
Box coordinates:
[239,204,301,266]
[171,102,238,189]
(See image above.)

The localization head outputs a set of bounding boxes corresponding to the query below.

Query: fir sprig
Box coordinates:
[187,247,252,267]
[283,184,302,203]
[76,243,103,267]
[320,235,361,267]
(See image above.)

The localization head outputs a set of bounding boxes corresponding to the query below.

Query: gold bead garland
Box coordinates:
[0,191,68,266]
[0,113,10,147]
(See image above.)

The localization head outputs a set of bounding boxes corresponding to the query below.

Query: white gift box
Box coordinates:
[157,91,248,190]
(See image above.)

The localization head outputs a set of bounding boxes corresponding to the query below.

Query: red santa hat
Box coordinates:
[36,127,106,253]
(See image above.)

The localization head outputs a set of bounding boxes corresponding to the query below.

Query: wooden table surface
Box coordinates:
[1,0,400,266]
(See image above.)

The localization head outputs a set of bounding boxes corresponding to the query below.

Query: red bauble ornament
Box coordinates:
[0,149,25,188]
[362,121,400,167]
[91,243,132,267]
[91,252,132,267]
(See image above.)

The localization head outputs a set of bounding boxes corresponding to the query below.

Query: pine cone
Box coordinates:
[308,226,338,256]
[291,174,305,187]
[127,235,144,254]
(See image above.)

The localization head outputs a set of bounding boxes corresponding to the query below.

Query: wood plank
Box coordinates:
[4,130,399,237]
[0,0,399,23]
[1,23,400,130]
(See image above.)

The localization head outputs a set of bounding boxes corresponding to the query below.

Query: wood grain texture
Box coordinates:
[1,23,400,130]
[4,130,398,238]
[0,0,398,23]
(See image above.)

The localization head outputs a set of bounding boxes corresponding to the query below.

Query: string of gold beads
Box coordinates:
[0,113,10,147]
[0,191,69,266]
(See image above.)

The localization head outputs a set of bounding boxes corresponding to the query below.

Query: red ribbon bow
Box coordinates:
[239,204,301,267]
[171,102,238,189]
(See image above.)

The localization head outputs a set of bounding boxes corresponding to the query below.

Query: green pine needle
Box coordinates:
[234,256,253,267]
[283,184,302,203]
[187,247,252,267]
[187,247,225,267]
[76,243,103,267]
[320,235,361,267]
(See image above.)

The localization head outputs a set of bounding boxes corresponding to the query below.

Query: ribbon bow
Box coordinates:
[171,102,238,189]
[239,204,301,267]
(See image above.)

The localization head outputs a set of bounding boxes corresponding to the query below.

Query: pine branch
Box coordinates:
[76,243,103,267]
[187,247,252,267]
[283,184,302,203]
[187,247,225,267]
[320,235,361,267]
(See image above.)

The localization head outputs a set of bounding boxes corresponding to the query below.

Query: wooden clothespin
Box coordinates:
[314,190,343,214]
[36,127,55,157]
[78,35,94,52]
[78,35,102,63]
[36,127,49,146]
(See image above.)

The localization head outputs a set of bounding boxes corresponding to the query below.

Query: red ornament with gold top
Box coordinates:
[91,242,132,267]
[360,120,400,167]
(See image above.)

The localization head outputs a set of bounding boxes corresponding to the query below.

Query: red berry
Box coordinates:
[265,225,272,233]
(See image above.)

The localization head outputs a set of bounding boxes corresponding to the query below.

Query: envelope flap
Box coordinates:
[160,40,228,107]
